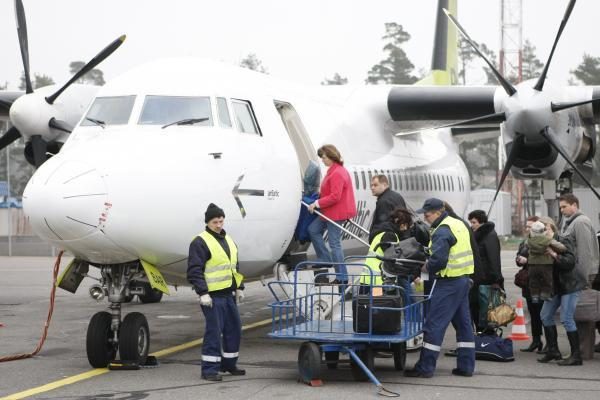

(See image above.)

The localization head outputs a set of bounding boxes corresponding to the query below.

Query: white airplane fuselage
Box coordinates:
[23,58,470,286]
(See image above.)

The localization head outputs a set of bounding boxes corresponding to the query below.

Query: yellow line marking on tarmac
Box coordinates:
[1,317,272,400]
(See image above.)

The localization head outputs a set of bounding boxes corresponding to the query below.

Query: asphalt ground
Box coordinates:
[0,252,599,400]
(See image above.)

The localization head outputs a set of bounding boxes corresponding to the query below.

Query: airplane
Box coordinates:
[13,0,600,370]
[15,0,471,368]
[0,0,126,168]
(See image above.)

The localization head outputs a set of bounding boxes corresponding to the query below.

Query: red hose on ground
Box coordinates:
[0,251,64,362]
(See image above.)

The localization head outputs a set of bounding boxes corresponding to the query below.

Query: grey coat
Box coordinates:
[560,211,600,280]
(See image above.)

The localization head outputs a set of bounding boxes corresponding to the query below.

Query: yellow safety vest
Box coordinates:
[360,231,399,285]
[429,216,474,278]
[198,231,244,292]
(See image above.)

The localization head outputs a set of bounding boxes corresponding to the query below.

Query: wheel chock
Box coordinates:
[142,355,159,368]
[108,360,140,371]
[308,379,323,387]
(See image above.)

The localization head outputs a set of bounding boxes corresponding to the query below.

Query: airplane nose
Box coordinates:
[23,158,109,241]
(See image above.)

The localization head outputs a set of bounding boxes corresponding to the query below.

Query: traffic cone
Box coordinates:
[507,298,530,341]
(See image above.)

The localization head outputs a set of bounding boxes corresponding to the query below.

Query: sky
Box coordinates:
[1,0,599,90]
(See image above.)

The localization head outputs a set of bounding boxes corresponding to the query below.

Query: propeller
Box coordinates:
[14,0,33,94]
[45,34,126,105]
[487,135,525,216]
[443,8,516,96]
[2,0,126,168]
[444,1,599,214]
[534,0,576,91]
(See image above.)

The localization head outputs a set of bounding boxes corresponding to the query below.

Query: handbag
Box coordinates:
[514,268,528,289]
[486,288,516,327]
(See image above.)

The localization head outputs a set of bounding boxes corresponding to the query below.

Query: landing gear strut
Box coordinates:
[86,263,151,368]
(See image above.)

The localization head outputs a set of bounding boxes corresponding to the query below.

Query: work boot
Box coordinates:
[557,331,583,366]
[202,374,222,382]
[537,343,548,354]
[221,366,246,376]
[537,325,562,363]
[520,335,543,352]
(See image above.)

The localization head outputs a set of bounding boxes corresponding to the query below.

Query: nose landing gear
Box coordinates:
[85,263,151,368]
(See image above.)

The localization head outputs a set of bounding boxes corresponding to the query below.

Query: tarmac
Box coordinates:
[0,252,599,400]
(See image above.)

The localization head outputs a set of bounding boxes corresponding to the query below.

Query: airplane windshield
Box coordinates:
[138,96,213,126]
[81,96,136,126]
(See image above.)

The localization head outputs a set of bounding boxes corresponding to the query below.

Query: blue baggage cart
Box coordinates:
[267,260,433,397]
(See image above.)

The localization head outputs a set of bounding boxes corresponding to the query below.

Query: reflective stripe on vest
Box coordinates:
[360,231,399,285]
[429,216,474,277]
[198,231,244,292]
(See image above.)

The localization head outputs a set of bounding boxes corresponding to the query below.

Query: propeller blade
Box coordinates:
[0,126,22,150]
[551,97,600,113]
[534,0,576,91]
[14,0,33,94]
[539,127,600,200]
[26,135,47,168]
[46,34,126,104]
[395,112,506,137]
[443,9,516,96]
[487,135,524,216]
[48,118,72,133]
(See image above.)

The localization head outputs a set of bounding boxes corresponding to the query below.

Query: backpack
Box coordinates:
[475,328,514,362]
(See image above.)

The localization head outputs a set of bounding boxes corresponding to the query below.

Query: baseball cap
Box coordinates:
[415,198,444,213]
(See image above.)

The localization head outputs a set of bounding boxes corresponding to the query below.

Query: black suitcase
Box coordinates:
[352,291,404,334]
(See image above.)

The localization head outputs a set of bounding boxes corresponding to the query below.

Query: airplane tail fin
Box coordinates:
[416,0,458,86]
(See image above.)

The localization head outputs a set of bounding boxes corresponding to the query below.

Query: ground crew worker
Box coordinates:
[404,198,475,378]
[187,203,245,382]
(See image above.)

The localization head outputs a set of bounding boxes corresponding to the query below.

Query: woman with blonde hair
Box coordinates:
[307,144,357,284]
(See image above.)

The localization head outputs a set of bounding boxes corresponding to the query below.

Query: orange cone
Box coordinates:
[507,298,530,341]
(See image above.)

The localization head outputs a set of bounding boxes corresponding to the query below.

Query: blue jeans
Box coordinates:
[541,291,581,332]
[308,217,348,281]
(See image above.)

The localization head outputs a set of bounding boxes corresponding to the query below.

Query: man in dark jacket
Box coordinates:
[468,210,503,331]
[369,175,406,243]
[187,203,245,381]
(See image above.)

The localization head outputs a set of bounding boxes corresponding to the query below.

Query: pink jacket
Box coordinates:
[318,163,357,221]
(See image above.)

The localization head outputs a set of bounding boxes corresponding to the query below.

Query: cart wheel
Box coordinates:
[324,351,339,370]
[351,347,374,382]
[393,342,407,370]
[298,342,321,383]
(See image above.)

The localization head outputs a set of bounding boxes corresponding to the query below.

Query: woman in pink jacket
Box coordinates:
[307,144,357,283]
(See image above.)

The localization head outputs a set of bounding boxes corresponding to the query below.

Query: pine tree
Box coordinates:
[366,23,417,84]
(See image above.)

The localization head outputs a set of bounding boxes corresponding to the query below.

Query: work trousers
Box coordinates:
[415,276,475,375]
[200,295,242,375]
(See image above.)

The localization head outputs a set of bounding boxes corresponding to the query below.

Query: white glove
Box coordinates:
[236,289,245,304]
[199,294,212,307]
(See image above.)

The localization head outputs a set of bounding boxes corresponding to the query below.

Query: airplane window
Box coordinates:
[367,170,373,183]
[450,176,455,191]
[409,174,414,191]
[354,171,359,190]
[232,99,261,135]
[138,96,213,126]
[216,97,232,128]
[393,171,398,191]
[398,172,402,191]
[427,174,432,191]
[361,170,366,190]
[419,174,424,191]
[436,175,441,191]
[81,96,136,126]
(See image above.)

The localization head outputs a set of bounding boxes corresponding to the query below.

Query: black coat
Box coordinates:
[551,235,581,295]
[472,221,503,286]
[369,188,406,243]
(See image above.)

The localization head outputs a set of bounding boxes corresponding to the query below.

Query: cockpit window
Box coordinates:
[81,96,136,126]
[138,96,213,126]
[232,99,260,135]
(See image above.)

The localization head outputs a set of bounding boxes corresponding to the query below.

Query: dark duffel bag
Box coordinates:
[352,291,404,334]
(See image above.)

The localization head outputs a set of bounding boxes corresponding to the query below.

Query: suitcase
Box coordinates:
[352,291,404,334]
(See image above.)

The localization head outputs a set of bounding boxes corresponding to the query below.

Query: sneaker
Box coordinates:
[221,367,246,376]
[451,368,473,377]
[403,368,433,378]
[202,374,222,382]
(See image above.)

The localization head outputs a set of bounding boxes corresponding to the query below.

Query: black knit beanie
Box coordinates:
[205,203,225,223]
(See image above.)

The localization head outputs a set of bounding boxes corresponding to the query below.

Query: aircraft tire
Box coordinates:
[119,312,150,365]
[137,282,163,304]
[86,311,116,368]
[298,341,321,383]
